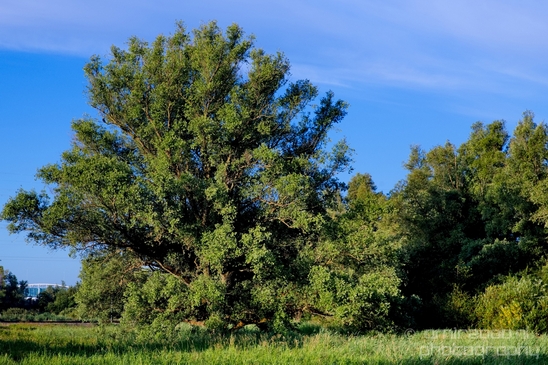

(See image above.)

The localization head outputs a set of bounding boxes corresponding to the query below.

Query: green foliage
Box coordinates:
[3,19,548,334]
[432,285,476,328]
[0,270,26,311]
[474,263,548,334]
[36,285,78,316]
[76,251,144,322]
[122,271,189,337]
[307,174,403,331]
[0,266,4,305]
[396,112,548,328]
[475,272,548,333]
[1,21,350,330]
[308,266,401,331]
[49,286,78,316]
[0,308,29,321]
[0,308,73,322]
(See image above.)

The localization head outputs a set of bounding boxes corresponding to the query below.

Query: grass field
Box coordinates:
[1,323,548,364]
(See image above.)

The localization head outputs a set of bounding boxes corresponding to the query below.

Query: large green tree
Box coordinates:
[1,22,350,329]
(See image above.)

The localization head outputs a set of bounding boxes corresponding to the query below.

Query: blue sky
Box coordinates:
[1,0,548,285]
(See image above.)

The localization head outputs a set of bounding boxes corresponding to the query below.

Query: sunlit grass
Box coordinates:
[1,323,548,364]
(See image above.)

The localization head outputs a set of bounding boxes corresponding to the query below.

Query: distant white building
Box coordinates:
[24,283,66,299]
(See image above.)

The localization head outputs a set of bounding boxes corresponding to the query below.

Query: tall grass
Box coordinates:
[1,323,548,364]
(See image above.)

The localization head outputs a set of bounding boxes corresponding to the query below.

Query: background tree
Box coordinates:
[36,284,78,316]
[0,270,27,311]
[1,22,351,330]
[396,113,548,328]
[0,266,5,306]
[308,173,404,331]
[394,142,475,327]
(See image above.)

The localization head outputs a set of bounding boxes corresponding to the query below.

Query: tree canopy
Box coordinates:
[1,22,351,330]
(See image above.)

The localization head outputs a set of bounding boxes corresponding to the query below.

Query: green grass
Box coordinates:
[1,323,548,364]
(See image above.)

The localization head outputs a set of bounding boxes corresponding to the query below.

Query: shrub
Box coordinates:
[121,271,189,334]
[435,285,476,328]
[307,266,401,332]
[475,273,548,333]
[0,308,32,321]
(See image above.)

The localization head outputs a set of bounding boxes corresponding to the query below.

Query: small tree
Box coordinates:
[36,284,78,316]
[2,22,351,330]
[308,173,403,331]
[0,270,26,310]
[0,266,5,306]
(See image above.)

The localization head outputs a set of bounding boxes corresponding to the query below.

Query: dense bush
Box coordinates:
[475,272,548,333]
[122,271,189,335]
[304,173,404,332]
[308,266,401,331]
[75,252,144,323]
[434,285,476,329]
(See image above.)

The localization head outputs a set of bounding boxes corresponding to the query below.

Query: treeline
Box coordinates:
[0,267,78,321]
[392,112,548,332]
[2,22,548,334]
[70,112,548,333]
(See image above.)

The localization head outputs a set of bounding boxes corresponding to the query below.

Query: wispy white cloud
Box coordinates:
[409,0,548,50]
[2,0,548,97]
